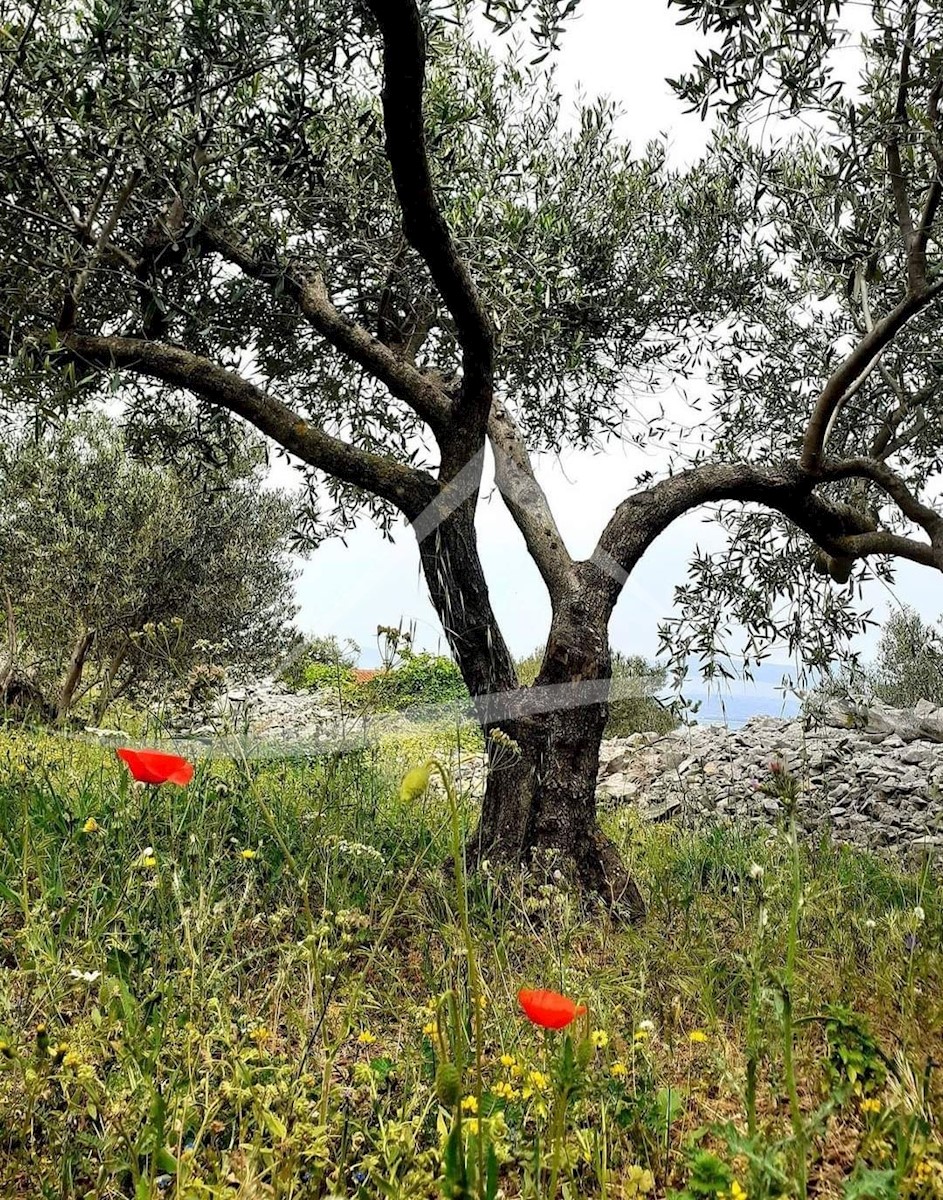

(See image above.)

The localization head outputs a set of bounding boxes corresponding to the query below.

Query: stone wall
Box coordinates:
[595,699,943,858]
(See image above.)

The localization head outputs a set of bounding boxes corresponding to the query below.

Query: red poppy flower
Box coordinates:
[518,988,587,1030]
[116,748,194,787]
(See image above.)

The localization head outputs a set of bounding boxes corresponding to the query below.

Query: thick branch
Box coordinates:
[801,279,943,471]
[591,459,942,610]
[56,333,438,518]
[488,399,576,603]
[201,225,451,434]
[363,0,494,437]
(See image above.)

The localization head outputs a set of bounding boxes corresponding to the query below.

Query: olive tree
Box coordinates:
[0,413,298,721]
[2,0,943,916]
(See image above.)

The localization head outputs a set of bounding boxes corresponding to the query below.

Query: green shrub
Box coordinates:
[607,652,678,737]
[361,649,470,712]
[868,606,943,708]
[278,634,358,693]
[810,606,943,711]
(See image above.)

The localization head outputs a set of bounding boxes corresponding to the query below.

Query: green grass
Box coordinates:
[0,725,941,1199]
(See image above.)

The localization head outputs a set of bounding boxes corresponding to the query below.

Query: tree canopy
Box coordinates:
[0,412,298,721]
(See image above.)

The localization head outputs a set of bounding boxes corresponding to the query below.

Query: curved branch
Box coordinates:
[201,225,451,435]
[488,399,576,603]
[56,333,439,519]
[591,459,941,610]
[363,0,494,435]
[801,279,943,471]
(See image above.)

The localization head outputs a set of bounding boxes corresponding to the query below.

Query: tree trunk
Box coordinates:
[470,595,646,921]
[91,640,130,725]
[56,627,95,724]
[415,510,646,920]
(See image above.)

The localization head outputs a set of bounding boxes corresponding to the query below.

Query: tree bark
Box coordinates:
[476,596,646,921]
[56,626,95,724]
[416,515,646,920]
[91,640,130,725]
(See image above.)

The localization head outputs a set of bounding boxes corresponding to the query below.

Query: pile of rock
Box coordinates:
[595,698,943,857]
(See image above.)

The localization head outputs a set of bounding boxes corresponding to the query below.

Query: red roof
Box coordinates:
[351,668,380,684]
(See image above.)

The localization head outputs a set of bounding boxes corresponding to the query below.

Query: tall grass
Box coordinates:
[0,726,940,1198]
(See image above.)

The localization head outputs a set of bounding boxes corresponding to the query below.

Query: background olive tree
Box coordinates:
[0,413,299,723]
[863,606,943,708]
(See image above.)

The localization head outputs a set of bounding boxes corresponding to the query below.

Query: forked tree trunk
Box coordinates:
[418,508,646,921]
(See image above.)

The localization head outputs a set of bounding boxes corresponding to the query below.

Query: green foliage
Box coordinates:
[1,726,942,1196]
[823,1007,888,1097]
[869,607,943,709]
[0,412,298,722]
[362,648,471,712]
[810,606,943,711]
[668,1149,732,1199]
[607,652,678,738]
[277,634,359,694]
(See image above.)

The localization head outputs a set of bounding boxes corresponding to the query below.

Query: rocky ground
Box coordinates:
[89,680,943,860]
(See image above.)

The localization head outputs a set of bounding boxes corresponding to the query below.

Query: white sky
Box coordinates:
[287,0,942,671]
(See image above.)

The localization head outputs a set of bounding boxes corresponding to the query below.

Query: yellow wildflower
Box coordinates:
[688,1029,708,1044]
[357,1030,377,1046]
[249,1026,271,1045]
[493,1080,519,1101]
[240,848,257,860]
[81,817,100,834]
[499,1053,516,1069]
[610,1060,628,1078]
[591,1029,609,1048]
[460,1095,479,1114]
[625,1164,655,1195]
[422,1022,437,1037]
[859,1096,882,1115]
[634,1029,650,1042]
[729,1181,748,1200]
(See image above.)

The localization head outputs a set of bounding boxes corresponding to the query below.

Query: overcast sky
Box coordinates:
[286,0,941,673]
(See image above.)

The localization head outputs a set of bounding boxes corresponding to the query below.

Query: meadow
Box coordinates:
[0,723,940,1199]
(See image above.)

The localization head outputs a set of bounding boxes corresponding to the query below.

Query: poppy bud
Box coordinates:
[399,762,433,804]
[435,1062,462,1108]
[576,1037,594,1070]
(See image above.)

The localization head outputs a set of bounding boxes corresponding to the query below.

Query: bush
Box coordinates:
[807,606,943,714]
[606,652,678,737]
[868,606,943,708]
[278,634,358,693]
[361,649,470,712]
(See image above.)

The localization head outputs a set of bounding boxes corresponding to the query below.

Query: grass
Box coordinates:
[0,724,941,1199]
